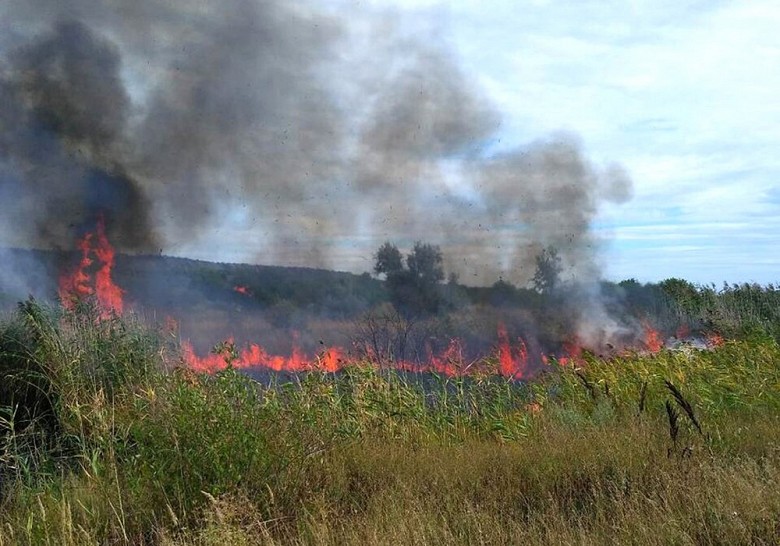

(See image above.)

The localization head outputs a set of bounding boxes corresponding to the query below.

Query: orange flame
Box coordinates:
[676,324,691,340]
[706,332,725,347]
[497,323,529,379]
[557,337,584,367]
[58,216,124,317]
[57,219,703,378]
[642,322,663,352]
[181,327,540,379]
[181,337,345,374]
[423,338,466,376]
[234,285,251,296]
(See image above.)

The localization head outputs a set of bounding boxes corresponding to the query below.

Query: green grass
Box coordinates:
[1,300,779,544]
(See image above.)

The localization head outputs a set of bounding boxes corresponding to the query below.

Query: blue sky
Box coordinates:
[342,0,780,284]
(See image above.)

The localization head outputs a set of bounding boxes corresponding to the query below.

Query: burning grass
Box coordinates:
[0,301,778,544]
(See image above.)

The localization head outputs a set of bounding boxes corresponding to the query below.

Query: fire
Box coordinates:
[642,322,663,352]
[56,216,725,379]
[181,329,537,378]
[181,338,345,374]
[525,402,542,414]
[557,338,584,367]
[676,324,691,340]
[58,216,124,317]
[497,323,529,379]
[58,234,93,304]
[707,332,725,347]
[418,338,467,376]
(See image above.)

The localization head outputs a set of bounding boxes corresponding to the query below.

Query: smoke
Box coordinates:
[471,135,633,284]
[0,19,155,251]
[0,0,633,291]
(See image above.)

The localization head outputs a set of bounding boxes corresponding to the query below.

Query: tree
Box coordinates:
[532,246,562,294]
[407,242,444,284]
[374,242,404,278]
[372,241,445,316]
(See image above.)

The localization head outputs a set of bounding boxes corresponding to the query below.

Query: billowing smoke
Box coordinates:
[0,1,632,296]
[0,19,154,251]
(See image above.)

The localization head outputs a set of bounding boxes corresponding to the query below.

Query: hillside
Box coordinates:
[0,248,385,314]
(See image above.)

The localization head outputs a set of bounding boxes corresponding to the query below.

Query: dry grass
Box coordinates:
[0,301,779,544]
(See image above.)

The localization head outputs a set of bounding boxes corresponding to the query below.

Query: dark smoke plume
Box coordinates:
[0,0,633,298]
[0,19,155,250]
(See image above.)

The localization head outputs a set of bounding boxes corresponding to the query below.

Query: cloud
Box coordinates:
[438,0,780,283]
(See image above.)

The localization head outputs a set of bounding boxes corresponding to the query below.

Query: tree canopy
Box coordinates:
[532,246,562,294]
[374,242,404,278]
[373,241,445,316]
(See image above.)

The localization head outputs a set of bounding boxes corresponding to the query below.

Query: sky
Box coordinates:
[350,0,780,284]
[1,0,778,287]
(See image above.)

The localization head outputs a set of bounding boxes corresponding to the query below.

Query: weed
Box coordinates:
[0,300,778,544]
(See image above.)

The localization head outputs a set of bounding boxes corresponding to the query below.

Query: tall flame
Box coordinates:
[642,321,663,353]
[58,216,124,316]
[497,323,528,379]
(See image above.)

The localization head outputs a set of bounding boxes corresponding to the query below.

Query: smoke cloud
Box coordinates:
[0,0,633,288]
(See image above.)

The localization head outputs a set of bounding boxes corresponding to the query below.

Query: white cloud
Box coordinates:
[424,0,780,283]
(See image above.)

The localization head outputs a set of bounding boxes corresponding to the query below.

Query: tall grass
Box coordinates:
[660,279,780,341]
[0,299,778,544]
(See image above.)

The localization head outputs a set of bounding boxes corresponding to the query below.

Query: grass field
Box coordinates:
[0,299,779,544]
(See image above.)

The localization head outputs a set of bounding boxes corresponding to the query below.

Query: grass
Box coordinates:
[0,299,779,544]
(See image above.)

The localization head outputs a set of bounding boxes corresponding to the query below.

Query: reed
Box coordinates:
[0,300,778,544]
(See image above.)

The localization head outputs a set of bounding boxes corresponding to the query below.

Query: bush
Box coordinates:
[0,300,779,544]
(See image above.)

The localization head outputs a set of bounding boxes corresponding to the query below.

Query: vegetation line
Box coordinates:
[0,298,778,544]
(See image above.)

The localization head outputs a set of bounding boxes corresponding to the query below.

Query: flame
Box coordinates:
[525,401,542,414]
[181,327,538,379]
[706,332,725,347]
[557,338,584,367]
[676,324,691,340]
[58,216,124,317]
[497,323,529,379]
[181,337,345,374]
[642,322,663,352]
[58,234,94,304]
[420,338,466,376]
[56,217,721,379]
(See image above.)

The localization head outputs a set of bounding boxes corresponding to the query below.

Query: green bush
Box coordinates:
[0,300,779,544]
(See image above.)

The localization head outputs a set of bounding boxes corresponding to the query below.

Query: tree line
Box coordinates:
[372,241,564,316]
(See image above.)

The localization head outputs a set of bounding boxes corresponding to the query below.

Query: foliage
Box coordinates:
[532,246,563,294]
[373,241,445,316]
[406,242,445,285]
[373,242,403,278]
[0,298,780,544]
[656,279,780,341]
